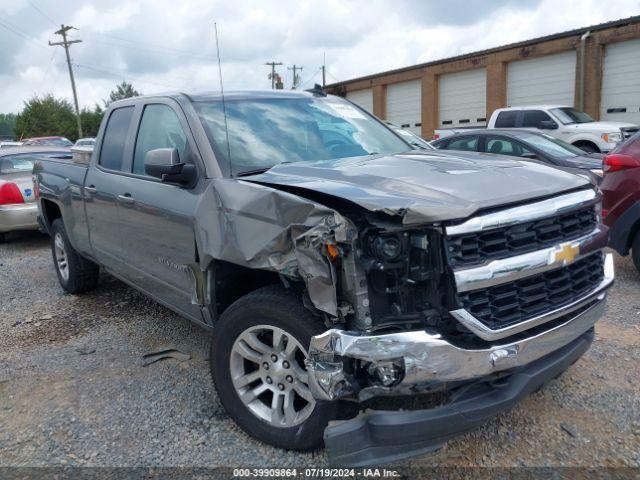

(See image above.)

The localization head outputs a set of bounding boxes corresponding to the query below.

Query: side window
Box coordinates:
[522,110,552,128]
[446,136,479,152]
[99,106,134,171]
[133,104,188,175]
[494,111,518,128]
[485,138,533,157]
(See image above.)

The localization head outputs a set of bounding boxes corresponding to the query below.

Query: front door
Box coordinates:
[115,101,203,322]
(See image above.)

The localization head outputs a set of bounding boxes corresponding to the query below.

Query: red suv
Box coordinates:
[601,131,640,270]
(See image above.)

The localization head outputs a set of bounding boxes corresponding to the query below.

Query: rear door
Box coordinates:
[115,99,204,322]
[85,105,136,269]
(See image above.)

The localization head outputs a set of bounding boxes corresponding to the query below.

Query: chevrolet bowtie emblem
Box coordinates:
[555,243,580,264]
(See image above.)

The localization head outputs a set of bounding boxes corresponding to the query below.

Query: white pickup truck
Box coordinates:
[487,105,638,153]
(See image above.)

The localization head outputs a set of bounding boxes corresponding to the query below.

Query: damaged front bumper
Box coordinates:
[323,328,595,466]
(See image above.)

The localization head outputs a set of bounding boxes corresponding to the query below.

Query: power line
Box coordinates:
[74,63,184,90]
[27,1,58,26]
[81,29,213,61]
[0,19,48,49]
[49,24,83,137]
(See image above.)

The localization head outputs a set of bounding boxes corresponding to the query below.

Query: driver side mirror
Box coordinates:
[144,148,196,185]
[520,152,538,160]
[538,120,558,130]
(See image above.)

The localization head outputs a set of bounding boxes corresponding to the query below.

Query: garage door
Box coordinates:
[386,80,422,135]
[438,68,486,127]
[601,39,640,124]
[507,51,576,106]
[346,88,373,114]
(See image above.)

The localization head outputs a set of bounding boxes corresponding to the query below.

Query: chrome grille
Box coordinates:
[446,206,597,268]
[457,253,604,330]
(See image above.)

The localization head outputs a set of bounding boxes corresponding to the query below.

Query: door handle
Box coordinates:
[117,193,135,204]
[84,185,97,194]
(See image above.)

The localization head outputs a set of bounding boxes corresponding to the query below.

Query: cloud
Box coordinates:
[0,0,638,114]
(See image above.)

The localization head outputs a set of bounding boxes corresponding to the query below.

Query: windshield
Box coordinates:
[194,95,411,175]
[519,132,586,158]
[550,107,595,125]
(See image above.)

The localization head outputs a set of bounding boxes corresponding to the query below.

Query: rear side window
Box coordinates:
[485,138,533,156]
[132,104,188,175]
[522,110,552,128]
[445,136,479,152]
[99,106,134,171]
[494,111,517,128]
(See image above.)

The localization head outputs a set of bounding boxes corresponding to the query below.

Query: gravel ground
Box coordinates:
[0,231,638,468]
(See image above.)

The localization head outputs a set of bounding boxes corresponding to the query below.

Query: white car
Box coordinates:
[487,105,638,153]
[74,137,95,147]
[0,141,23,149]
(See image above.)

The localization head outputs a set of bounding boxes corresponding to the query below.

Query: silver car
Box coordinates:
[0,147,70,241]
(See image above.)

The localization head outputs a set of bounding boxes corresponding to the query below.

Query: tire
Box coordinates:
[50,218,99,294]
[632,233,640,274]
[0,232,6,243]
[210,285,339,450]
[575,142,599,154]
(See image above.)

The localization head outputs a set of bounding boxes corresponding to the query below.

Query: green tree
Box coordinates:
[13,94,78,141]
[104,81,140,107]
[80,104,104,138]
[0,113,17,140]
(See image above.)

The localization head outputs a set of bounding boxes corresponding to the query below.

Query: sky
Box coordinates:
[0,0,639,114]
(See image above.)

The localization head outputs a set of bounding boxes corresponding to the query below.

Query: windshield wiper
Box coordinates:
[236,167,272,177]
[236,161,294,177]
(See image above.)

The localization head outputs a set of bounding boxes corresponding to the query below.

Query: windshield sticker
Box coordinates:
[328,102,367,120]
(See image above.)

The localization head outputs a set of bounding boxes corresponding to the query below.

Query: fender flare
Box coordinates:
[608,202,640,255]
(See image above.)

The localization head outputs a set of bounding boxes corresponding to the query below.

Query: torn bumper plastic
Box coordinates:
[323,328,594,466]
[306,284,609,402]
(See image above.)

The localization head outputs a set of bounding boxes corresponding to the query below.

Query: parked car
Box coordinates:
[385,122,434,150]
[33,90,612,466]
[22,136,74,147]
[74,137,96,147]
[0,141,23,149]
[601,131,640,270]
[432,129,603,183]
[487,105,638,153]
[0,146,70,242]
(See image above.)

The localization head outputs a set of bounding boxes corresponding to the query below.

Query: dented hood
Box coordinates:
[244,151,592,224]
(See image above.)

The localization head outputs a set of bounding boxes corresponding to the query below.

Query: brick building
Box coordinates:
[326,15,640,139]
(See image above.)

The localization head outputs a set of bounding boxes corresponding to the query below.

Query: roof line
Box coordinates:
[327,15,640,88]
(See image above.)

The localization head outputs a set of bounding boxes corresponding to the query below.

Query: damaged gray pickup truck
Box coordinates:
[34,90,614,466]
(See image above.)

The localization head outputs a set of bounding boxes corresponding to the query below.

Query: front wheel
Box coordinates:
[210,286,338,450]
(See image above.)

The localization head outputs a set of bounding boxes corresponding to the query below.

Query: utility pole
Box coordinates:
[265,61,283,89]
[49,25,83,138]
[288,64,303,89]
[321,52,326,87]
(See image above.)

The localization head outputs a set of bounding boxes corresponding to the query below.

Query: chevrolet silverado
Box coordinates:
[33,90,613,466]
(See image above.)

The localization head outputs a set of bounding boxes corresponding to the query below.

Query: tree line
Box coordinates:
[7,81,140,142]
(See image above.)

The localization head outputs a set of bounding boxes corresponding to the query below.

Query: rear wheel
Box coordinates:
[210,286,338,450]
[50,219,99,293]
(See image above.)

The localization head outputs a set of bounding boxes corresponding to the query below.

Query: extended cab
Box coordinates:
[34,90,613,466]
[488,105,639,153]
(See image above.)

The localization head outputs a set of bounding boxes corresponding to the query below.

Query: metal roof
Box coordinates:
[327,15,640,88]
